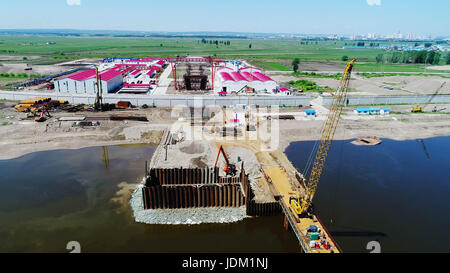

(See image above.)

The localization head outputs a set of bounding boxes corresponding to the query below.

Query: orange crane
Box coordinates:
[214,145,237,176]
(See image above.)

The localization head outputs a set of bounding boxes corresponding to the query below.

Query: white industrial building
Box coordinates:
[218,69,278,94]
[54,58,168,94]
[54,68,123,94]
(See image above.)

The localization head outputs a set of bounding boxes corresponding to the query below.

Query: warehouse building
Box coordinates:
[54,58,168,94]
[218,70,277,94]
[54,68,123,94]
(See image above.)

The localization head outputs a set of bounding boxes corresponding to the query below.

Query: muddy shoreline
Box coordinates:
[1,121,450,160]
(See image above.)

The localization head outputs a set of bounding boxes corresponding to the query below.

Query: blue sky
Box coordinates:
[1,0,449,35]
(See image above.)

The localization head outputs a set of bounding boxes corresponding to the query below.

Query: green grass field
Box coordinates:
[353,63,449,73]
[248,60,291,71]
[0,36,449,73]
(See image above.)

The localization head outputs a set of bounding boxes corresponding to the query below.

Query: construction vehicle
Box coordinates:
[411,82,446,113]
[290,58,357,218]
[214,145,237,176]
[35,109,51,122]
[26,108,39,118]
[411,105,424,113]
[432,106,447,113]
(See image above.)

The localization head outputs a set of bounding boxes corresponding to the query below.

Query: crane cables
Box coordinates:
[305,59,356,202]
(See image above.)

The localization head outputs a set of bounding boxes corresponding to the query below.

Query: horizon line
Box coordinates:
[0,28,448,38]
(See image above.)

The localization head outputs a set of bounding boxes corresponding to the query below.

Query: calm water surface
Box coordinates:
[285,136,450,253]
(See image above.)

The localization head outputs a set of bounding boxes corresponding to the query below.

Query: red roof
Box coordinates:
[147,70,155,76]
[220,72,235,81]
[280,88,290,92]
[67,69,96,81]
[240,72,256,81]
[218,91,228,94]
[252,72,273,82]
[100,69,123,81]
[231,72,246,81]
[131,70,141,75]
[156,60,165,66]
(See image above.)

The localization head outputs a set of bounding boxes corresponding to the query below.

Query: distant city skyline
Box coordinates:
[0,0,449,36]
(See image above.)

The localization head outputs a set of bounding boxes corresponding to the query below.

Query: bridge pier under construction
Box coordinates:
[141,164,282,217]
[138,162,339,253]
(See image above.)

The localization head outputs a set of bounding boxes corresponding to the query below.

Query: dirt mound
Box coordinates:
[191,156,208,168]
[180,141,205,154]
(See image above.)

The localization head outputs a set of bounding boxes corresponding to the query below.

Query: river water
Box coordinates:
[285,136,450,253]
[0,145,300,253]
[3,137,446,253]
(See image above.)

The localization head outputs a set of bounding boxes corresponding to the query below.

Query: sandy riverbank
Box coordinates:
[278,114,450,152]
[1,107,450,160]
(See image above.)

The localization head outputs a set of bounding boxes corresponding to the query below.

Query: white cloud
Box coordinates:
[366,0,381,6]
[67,0,81,6]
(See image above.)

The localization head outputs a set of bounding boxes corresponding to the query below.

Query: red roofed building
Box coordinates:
[218,70,277,93]
[55,68,123,94]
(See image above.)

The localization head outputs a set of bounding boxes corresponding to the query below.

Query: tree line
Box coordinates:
[200,39,231,46]
[376,51,444,65]
[0,72,40,78]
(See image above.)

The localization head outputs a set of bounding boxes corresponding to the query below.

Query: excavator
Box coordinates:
[411,82,446,113]
[35,108,51,122]
[214,145,237,176]
[290,58,357,218]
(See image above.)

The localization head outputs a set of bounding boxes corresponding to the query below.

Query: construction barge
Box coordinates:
[263,168,341,253]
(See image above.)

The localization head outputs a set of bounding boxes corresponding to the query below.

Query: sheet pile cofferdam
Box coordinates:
[141,165,282,217]
[142,165,249,210]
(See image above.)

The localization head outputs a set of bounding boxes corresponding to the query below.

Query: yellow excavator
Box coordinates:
[411,82,446,113]
[290,58,357,217]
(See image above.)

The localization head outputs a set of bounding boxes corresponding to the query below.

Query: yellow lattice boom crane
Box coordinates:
[290,58,357,217]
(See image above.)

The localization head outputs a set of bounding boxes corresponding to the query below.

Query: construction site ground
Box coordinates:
[1,99,450,160]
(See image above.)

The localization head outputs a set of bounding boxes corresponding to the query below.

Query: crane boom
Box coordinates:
[306,58,356,201]
[292,59,356,216]
[412,82,446,113]
[214,145,230,168]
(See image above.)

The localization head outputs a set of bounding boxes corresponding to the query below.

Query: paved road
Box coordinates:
[152,64,173,95]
